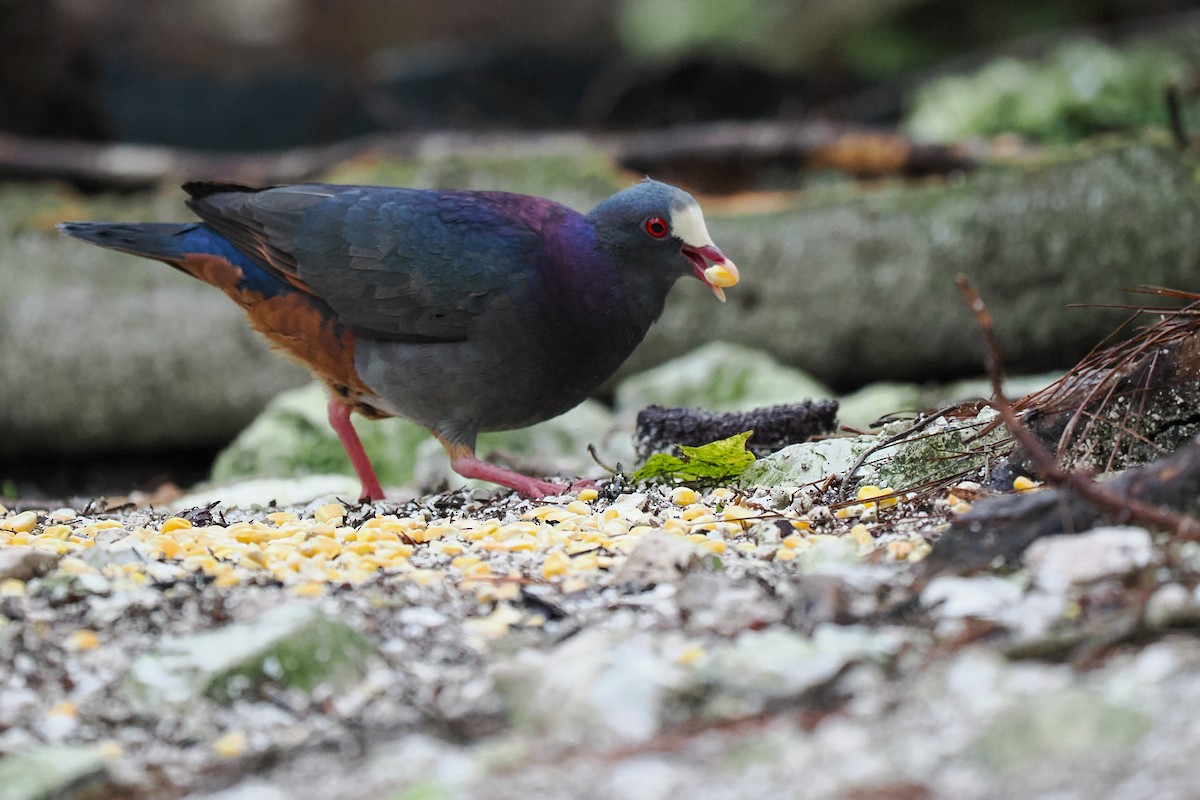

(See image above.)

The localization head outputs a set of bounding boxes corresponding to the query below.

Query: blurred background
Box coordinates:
[5,0,1199,148]
[3,0,1200,500]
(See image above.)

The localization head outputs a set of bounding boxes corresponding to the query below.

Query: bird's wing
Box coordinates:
[184,182,559,342]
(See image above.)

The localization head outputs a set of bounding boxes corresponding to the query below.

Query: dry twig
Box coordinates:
[955,275,1200,539]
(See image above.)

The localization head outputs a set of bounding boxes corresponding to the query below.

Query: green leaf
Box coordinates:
[633,431,756,485]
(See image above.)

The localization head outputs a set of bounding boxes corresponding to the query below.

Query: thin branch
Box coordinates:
[954,274,1200,539]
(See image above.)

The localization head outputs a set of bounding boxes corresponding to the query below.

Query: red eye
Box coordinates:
[643,216,669,238]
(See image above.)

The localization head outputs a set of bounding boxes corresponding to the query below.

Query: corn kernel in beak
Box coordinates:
[703,262,739,288]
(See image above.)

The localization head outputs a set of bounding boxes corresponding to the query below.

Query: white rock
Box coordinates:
[922,575,1023,620]
[1024,526,1154,594]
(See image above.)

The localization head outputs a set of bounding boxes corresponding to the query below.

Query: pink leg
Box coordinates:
[450,454,569,499]
[439,436,591,499]
[327,400,384,502]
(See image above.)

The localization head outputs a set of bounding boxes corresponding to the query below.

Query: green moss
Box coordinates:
[906,37,1200,143]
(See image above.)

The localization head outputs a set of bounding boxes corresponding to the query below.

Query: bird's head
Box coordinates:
[587,179,740,302]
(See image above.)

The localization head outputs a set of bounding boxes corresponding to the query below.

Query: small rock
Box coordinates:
[739,436,880,488]
[694,625,902,718]
[0,745,112,800]
[0,548,60,582]
[1144,583,1197,630]
[1024,526,1154,593]
[494,629,684,747]
[922,575,1023,620]
[606,531,700,590]
[126,603,376,709]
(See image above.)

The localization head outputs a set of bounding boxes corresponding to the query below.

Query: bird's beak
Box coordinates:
[681,243,740,303]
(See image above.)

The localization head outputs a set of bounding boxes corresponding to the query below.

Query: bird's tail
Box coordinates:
[57,222,200,262]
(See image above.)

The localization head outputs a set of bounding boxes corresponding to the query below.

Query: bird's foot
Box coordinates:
[450,456,594,500]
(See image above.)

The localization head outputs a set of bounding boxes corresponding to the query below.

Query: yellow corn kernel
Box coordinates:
[314,503,346,525]
[450,555,482,570]
[65,629,100,651]
[774,548,796,561]
[561,576,589,593]
[670,487,698,506]
[699,540,727,555]
[710,487,734,499]
[572,553,601,572]
[97,740,123,759]
[214,572,241,588]
[722,505,757,523]
[781,534,805,550]
[501,538,536,553]
[849,524,873,546]
[542,550,570,579]
[677,643,706,665]
[833,505,862,519]
[7,533,31,546]
[160,517,193,534]
[440,542,466,557]
[31,538,70,555]
[576,488,599,503]
[790,519,812,531]
[291,581,324,597]
[231,527,270,544]
[41,524,72,541]
[680,504,708,521]
[154,536,184,559]
[459,562,492,578]
[1,511,37,534]
[182,554,219,573]
[48,700,77,717]
[300,537,342,559]
[662,518,689,535]
[0,578,24,596]
[413,524,456,543]
[703,263,739,288]
[1013,476,1040,492]
[887,540,915,560]
[213,731,248,758]
[856,485,899,508]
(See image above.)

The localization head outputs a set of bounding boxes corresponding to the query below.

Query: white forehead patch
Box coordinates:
[668,200,714,247]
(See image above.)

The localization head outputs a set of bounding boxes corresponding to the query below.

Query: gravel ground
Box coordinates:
[1,477,1198,800]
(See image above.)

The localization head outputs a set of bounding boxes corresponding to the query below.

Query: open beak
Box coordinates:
[682,244,740,303]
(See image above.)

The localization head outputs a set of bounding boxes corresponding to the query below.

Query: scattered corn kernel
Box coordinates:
[214,572,241,588]
[213,731,249,758]
[1013,476,1041,492]
[47,700,77,717]
[775,548,796,561]
[1,511,37,533]
[849,524,873,546]
[887,540,915,560]
[291,581,324,597]
[314,503,346,524]
[677,643,706,665]
[160,517,193,534]
[542,550,570,579]
[576,488,599,502]
[856,485,900,508]
[671,487,699,506]
[65,630,100,651]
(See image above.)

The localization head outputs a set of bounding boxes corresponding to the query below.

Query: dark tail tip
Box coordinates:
[182,180,265,199]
